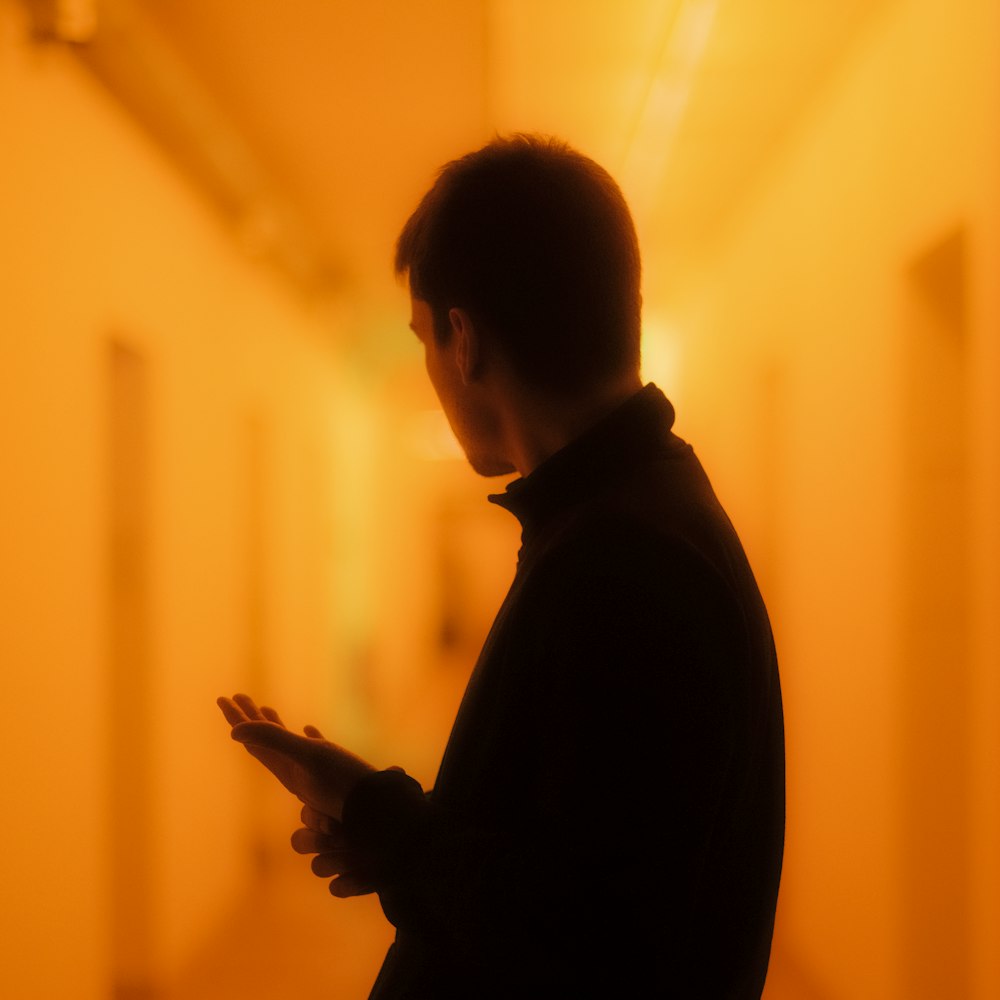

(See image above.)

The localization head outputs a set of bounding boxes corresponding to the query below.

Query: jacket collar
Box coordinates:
[488,383,679,545]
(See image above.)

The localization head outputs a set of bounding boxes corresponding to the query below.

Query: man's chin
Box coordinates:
[467,455,517,478]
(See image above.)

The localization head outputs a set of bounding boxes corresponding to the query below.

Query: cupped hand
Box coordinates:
[217,693,375,822]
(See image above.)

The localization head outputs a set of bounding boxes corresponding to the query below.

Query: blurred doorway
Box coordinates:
[899,229,971,997]
[107,339,156,997]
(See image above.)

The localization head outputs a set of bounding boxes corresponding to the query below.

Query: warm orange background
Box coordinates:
[1,1,998,997]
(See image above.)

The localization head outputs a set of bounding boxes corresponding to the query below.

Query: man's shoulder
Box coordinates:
[535,469,722,574]
[515,458,761,636]
[524,499,731,615]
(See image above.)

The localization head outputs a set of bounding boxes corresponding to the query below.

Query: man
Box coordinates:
[219,134,784,998]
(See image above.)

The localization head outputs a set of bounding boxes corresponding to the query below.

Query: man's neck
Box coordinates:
[500,373,644,477]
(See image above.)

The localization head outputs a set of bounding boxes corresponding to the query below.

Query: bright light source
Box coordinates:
[621,0,719,215]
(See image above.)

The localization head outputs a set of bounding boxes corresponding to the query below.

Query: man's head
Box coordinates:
[395,134,642,397]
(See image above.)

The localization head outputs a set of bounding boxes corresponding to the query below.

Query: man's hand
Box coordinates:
[292,804,376,897]
[217,693,375,822]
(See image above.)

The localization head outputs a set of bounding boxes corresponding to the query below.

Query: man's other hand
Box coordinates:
[292,803,376,897]
[217,693,375,822]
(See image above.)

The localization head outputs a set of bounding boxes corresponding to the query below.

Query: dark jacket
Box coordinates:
[344,385,785,998]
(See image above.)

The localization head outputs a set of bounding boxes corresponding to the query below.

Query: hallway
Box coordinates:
[4,1,999,996]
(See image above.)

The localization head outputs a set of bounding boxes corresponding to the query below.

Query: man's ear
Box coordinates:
[448,307,482,385]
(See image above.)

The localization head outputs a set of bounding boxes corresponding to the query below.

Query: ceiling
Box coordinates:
[104,0,885,352]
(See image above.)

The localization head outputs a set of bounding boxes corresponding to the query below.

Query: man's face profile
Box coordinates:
[409,294,515,479]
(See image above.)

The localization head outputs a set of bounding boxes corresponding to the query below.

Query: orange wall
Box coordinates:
[0,2,350,994]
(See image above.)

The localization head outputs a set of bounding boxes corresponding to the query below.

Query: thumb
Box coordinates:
[231,721,312,757]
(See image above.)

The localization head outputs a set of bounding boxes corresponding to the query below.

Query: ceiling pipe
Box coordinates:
[22,0,340,298]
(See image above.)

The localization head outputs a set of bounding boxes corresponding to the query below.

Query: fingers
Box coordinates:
[311,851,358,878]
[329,873,375,898]
[217,694,280,727]
[233,693,267,720]
[216,696,249,727]
[289,824,373,894]
[230,720,313,757]
[287,803,375,897]
[293,806,347,858]
[260,705,286,727]
[218,695,321,738]
[300,804,337,834]
[290,827,325,854]
[290,826,347,855]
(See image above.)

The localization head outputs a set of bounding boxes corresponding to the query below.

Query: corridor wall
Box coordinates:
[644,0,1000,996]
[0,3,353,995]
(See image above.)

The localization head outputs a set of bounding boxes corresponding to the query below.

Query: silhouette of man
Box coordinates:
[219,134,784,999]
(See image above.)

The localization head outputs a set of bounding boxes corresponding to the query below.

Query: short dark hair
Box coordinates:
[395,134,641,394]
